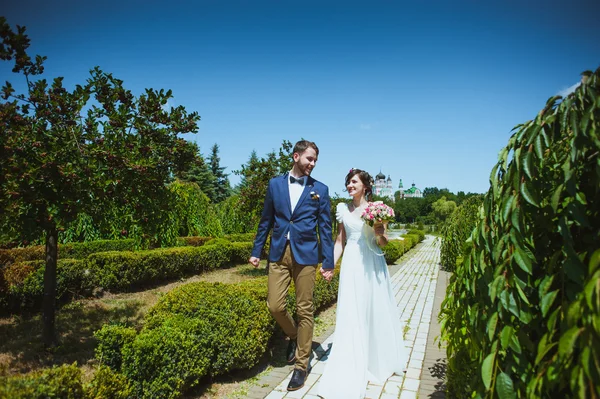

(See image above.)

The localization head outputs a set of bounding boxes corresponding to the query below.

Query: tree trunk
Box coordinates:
[43,224,58,348]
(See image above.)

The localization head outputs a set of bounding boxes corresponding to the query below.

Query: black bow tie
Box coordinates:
[290,176,305,185]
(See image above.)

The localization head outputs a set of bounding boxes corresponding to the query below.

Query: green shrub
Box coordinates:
[86,365,133,399]
[0,240,137,267]
[122,315,213,399]
[406,229,426,242]
[1,259,89,314]
[94,323,138,371]
[230,241,253,264]
[440,196,483,272]
[1,240,240,314]
[441,69,600,398]
[383,240,405,264]
[0,362,84,399]
[87,243,232,292]
[223,233,255,242]
[144,282,273,376]
[176,236,212,247]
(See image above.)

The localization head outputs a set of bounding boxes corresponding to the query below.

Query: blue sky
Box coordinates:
[2,0,599,197]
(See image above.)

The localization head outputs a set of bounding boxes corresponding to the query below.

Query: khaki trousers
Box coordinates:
[267,242,316,371]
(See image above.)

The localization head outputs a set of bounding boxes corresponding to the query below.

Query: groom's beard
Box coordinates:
[296,163,313,177]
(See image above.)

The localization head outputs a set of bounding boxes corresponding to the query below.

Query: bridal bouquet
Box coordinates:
[361,201,395,227]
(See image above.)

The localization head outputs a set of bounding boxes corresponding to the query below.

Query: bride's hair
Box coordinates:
[344,168,375,201]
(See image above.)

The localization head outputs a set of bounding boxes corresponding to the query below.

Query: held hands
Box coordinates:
[249,256,260,268]
[320,267,334,282]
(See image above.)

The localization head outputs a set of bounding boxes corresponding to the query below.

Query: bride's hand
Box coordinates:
[373,223,388,246]
[373,223,386,236]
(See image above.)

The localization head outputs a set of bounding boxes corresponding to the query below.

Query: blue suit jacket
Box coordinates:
[251,174,335,269]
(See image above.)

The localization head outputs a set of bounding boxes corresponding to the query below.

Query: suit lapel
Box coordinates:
[292,176,315,217]
[281,174,292,217]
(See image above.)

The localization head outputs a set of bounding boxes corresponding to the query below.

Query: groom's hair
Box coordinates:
[293,140,319,156]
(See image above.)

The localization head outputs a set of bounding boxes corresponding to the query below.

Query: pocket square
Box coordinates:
[310,191,320,200]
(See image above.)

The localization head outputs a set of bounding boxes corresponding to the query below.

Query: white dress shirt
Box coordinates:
[287,171,306,239]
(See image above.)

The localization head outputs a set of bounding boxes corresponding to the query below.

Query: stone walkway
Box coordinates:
[248,235,446,399]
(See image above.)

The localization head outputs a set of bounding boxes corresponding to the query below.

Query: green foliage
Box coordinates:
[383,240,405,264]
[91,263,344,399]
[440,69,600,398]
[1,240,239,313]
[86,243,232,292]
[0,18,200,344]
[169,180,218,237]
[174,141,217,201]
[223,232,256,242]
[94,323,138,371]
[0,259,90,314]
[122,315,213,399]
[0,362,84,399]
[230,241,254,264]
[440,195,484,272]
[431,196,457,223]
[208,143,232,203]
[0,239,136,267]
[406,229,426,242]
[86,365,133,399]
[144,282,273,376]
[215,194,254,234]
[234,140,293,227]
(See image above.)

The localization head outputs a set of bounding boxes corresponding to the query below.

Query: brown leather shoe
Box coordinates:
[287,368,306,391]
[286,339,297,364]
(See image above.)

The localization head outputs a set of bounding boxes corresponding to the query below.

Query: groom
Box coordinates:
[249,140,334,391]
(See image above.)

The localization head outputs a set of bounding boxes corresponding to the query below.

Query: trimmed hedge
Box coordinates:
[382,230,425,265]
[406,229,426,242]
[0,259,90,313]
[0,235,254,268]
[0,363,84,399]
[384,240,405,264]
[86,243,232,292]
[0,241,240,314]
[86,365,132,399]
[122,315,214,398]
[94,324,138,371]
[0,239,137,267]
[144,282,273,376]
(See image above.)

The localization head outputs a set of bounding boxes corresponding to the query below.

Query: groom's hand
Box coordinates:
[320,267,333,282]
[249,256,260,268]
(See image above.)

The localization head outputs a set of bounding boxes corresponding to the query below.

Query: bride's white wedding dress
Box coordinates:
[318,202,408,399]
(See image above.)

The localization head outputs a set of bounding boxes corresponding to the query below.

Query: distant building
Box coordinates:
[373,171,394,201]
[398,179,423,199]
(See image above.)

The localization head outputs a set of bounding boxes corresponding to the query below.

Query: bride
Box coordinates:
[318,168,408,398]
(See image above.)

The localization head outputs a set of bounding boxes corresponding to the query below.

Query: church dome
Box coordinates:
[376,171,386,180]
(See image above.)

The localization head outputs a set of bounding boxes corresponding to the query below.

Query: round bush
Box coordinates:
[122,315,212,399]
[144,282,273,376]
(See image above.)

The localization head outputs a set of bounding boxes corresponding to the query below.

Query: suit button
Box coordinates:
[290,221,294,224]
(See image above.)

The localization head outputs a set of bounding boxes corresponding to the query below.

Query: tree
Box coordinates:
[208,143,231,203]
[431,196,457,223]
[0,18,200,347]
[422,187,440,198]
[234,140,293,226]
[175,141,216,201]
[393,197,422,223]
